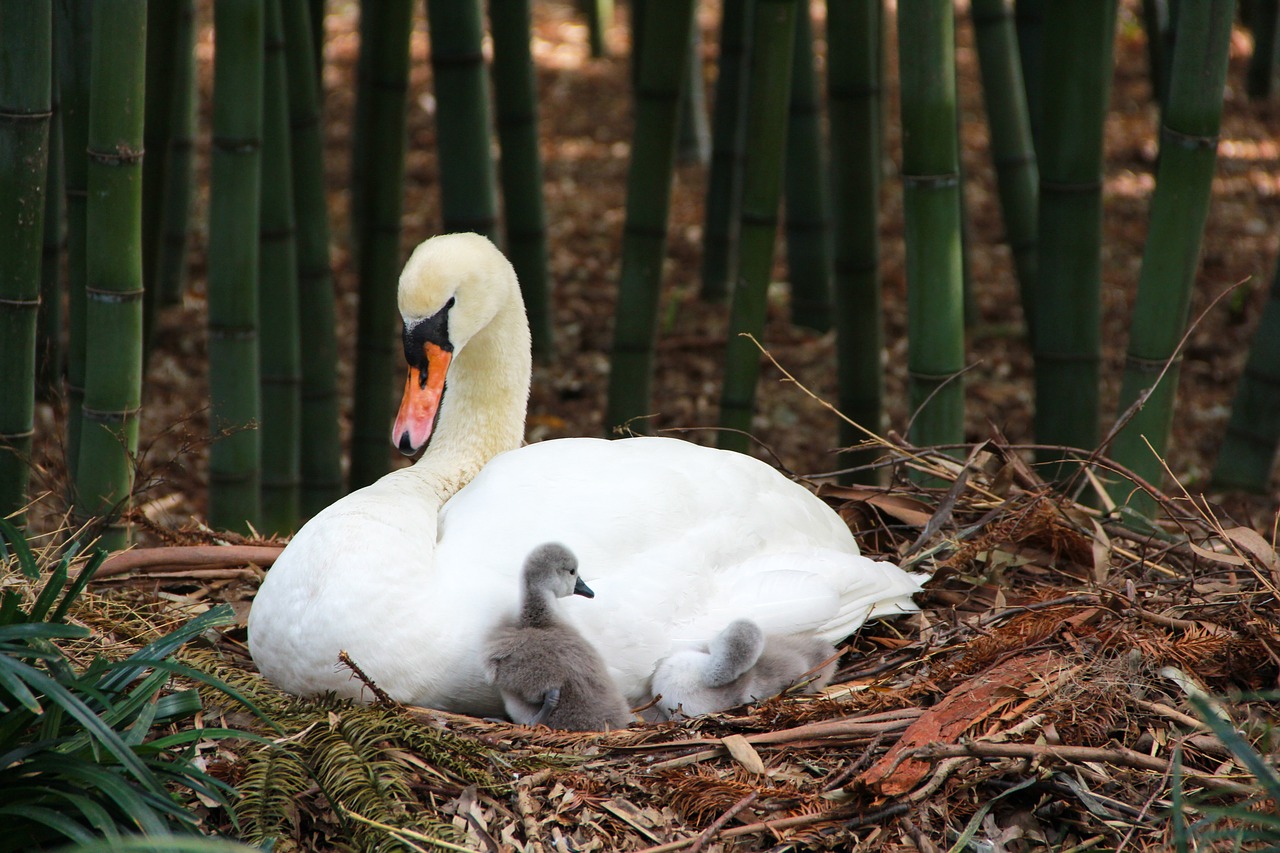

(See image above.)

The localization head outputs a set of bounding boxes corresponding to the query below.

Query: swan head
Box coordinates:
[392,233,523,454]
[524,542,595,600]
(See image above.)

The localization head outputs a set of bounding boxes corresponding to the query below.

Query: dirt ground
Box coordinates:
[27,1,1280,537]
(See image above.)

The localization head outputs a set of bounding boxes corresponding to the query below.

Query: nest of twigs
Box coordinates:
[68,425,1280,852]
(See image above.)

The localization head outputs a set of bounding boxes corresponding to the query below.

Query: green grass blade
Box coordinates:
[0,658,161,795]
[51,547,104,623]
[29,560,69,622]
[152,687,203,721]
[0,803,97,847]
[98,604,234,693]
[0,623,90,643]
[0,662,43,712]
[1188,693,1280,805]
[1170,746,1189,853]
[0,517,40,580]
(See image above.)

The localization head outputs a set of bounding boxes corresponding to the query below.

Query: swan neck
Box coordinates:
[406,293,531,500]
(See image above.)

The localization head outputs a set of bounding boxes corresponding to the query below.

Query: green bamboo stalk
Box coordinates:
[971,0,1038,332]
[1246,0,1278,99]
[348,0,412,489]
[74,0,146,549]
[207,0,264,533]
[1141,0,1171,106]
[1109,0,1234,504]
[698,0,753,302]
[348,0,380,254]
[582,0,613,58]
[426,0,500,240]
[783,5,833,332]
[0,2,52,522]
[309,0,326,83]
[898,0,965,453]
[1014,0,1045,148]
[258,0,301,534]
[678,21,711,165]
[717,0,798,453]
[1032,0,1117,475]
[1213,264,1280,491]
[155,0,197,310]
[141,0,180,349]
[490,0,554,361]
[827,0,884,483]
[604,0,696,434]
[37,65,66,402]
[56,0,92,482]
[282,0,342,515]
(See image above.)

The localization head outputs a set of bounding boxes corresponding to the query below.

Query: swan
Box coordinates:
[649,619,838,719]
[248,232,924,716]
[485,543,633,731]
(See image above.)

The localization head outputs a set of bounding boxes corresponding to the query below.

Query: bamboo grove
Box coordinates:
[0,0,1277,544]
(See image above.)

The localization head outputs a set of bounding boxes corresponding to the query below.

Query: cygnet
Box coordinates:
[484,543,632,731]
[649,619,838,719]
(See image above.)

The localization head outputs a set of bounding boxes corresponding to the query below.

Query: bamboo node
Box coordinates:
[85,286,145,303]
[87,144,145,165]
[80,405,142,423]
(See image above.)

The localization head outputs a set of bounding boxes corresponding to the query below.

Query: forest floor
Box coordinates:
[17,1,1280,851]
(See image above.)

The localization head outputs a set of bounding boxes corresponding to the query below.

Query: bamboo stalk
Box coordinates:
[282,0,343,515]
[348,0,413,489]
[1247,0,1279,99]
[1110,0,1233,508]
[970,0,1038,335]
[491,0,554,361]
[258,0,302,535]
[1031,0,1117,476]
[677,21,711,165]
[783,4,834,332]
[141,0,181,350]
[828,0,885,483]
[55,0,92,482]
[309,0,327,83]
[426,0,501,240]
[207,0,265,532]
[717,0,798,452]
[898,0,966,454]
[74,0,147,549]
[605,0,697,434]
[1014,0,1046,148]
[1141,0,1171,106]
[582,0,613,58]
[1213,265,1280,491]
[155,0,198,310]
[37,55,66,403]
[698,0,754,303]
[0,2,52,522]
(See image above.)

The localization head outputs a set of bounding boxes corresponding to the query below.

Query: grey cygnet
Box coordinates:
[484,543,632,731]
[649,619,838,719]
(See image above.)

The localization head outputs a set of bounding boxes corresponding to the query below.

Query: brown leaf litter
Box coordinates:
[24,428,1272,852]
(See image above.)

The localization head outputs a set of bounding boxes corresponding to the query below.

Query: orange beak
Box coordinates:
[392,342,452,455]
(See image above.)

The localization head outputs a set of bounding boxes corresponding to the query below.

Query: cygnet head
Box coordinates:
[704,619,766,687]
[391,232,528,455]
[524,542,595,600]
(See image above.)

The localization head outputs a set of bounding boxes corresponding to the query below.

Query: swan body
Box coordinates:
[650,619,838,719]
[248,232,924,716]
[485,543,632,731]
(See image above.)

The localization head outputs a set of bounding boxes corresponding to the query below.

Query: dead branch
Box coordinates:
[95,544,284,579]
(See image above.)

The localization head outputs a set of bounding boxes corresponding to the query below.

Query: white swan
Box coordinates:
[248,232,923,716]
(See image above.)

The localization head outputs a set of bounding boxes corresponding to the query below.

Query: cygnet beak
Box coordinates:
[573,577,595,598]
